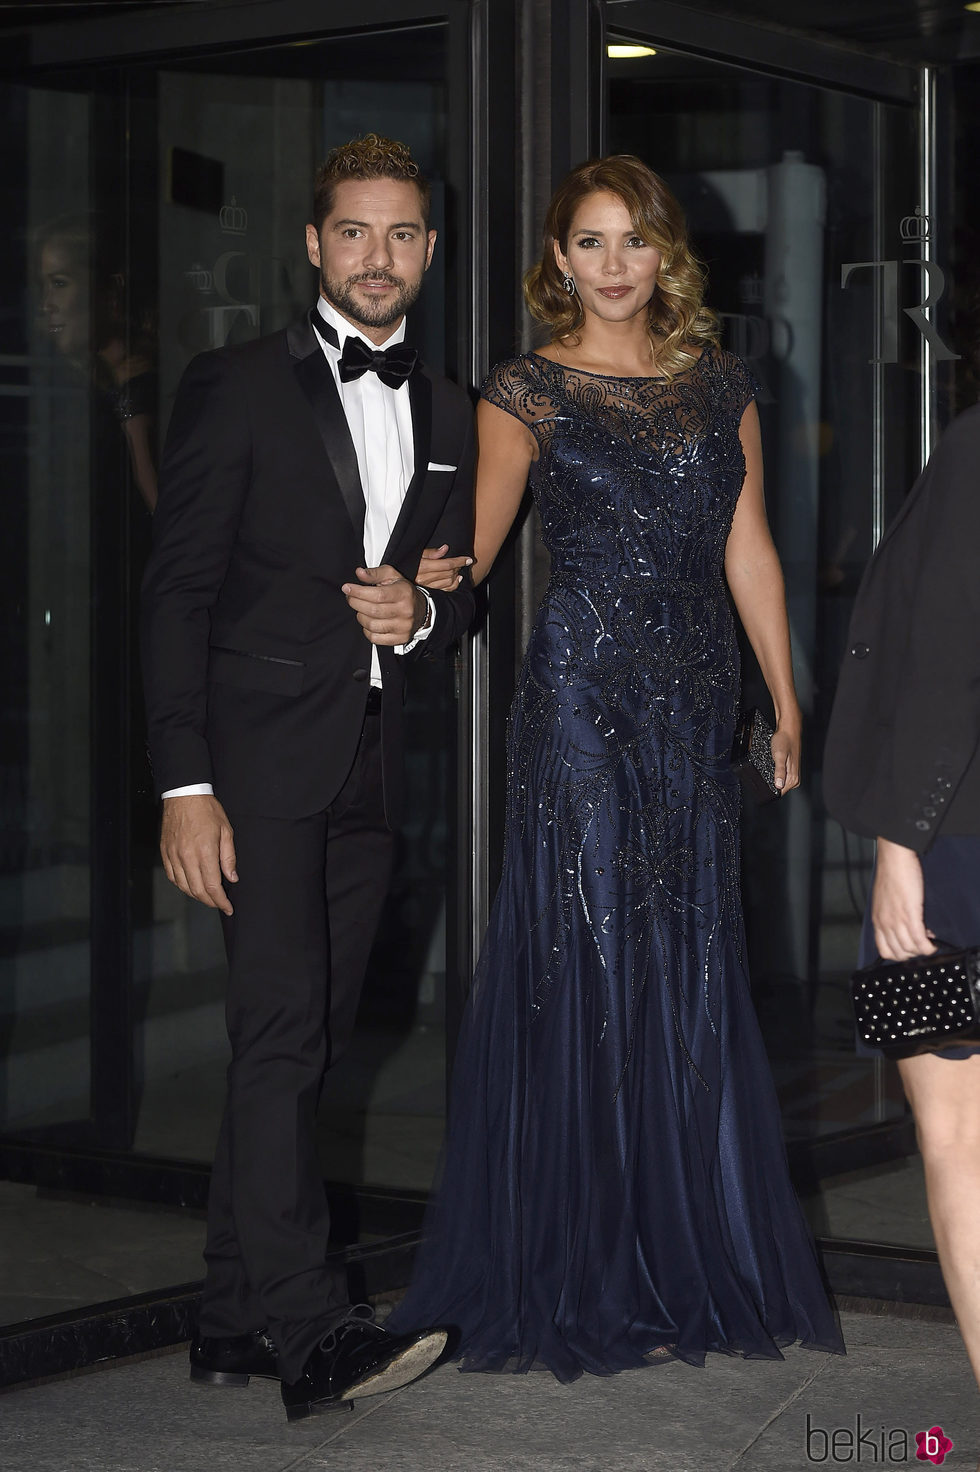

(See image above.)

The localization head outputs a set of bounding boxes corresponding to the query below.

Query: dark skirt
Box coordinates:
[858,833,980,1059]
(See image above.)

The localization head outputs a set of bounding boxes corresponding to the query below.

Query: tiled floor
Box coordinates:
[2,1311,977,1472]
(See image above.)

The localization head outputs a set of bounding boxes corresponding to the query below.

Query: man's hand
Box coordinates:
[342,565,428,645]
[871,836,935,961]
[160,794,238,916]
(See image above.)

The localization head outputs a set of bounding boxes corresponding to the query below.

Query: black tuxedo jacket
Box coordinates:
[824,405,980,852]
[141,309,475,823]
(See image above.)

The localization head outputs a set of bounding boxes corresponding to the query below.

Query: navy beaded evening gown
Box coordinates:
[389,346,843,1380]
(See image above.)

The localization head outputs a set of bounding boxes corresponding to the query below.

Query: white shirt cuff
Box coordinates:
[162,783,215,798]
[395,589,436,655]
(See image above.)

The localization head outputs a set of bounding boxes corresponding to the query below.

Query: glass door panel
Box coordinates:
[1,82,96,1139]
[607,37,935,1247]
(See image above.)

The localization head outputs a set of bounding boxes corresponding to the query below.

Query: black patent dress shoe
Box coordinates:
[189,1330,279,1386]
[280,1308,447,1422]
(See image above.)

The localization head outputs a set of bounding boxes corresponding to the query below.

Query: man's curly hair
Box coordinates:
[312,133,430,231]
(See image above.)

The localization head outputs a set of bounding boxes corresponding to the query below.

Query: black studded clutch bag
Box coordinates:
[851,943,980,1059]
[732,707,780,804]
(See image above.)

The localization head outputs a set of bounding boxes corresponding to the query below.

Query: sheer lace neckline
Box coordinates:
[527,346,709,384]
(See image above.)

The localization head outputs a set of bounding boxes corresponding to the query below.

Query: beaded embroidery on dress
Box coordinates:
[388,346,843,1380]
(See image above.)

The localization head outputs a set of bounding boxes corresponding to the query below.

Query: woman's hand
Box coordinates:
[771,719,801,795]
[415,544,472,591]
[871,837,935,960]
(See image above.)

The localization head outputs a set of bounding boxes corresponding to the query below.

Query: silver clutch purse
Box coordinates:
[731,707,779,804]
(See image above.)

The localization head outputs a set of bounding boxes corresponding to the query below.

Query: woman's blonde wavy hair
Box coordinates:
[524,155,719,378]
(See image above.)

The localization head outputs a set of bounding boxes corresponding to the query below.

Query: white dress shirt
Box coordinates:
[162,298,433,800]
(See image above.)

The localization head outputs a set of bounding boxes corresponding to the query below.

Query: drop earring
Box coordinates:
[562,272,576,296]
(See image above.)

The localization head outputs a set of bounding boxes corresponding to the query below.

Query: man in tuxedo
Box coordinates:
[141,134,474,1421]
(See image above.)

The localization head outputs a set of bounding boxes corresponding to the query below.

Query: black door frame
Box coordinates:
[606,0,916,102]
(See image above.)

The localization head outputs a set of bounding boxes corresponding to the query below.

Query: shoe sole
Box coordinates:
[284,1331,448,1422]
[346,1331,448,1400]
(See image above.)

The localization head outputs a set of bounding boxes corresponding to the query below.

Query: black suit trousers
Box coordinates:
[198,701,393,1381]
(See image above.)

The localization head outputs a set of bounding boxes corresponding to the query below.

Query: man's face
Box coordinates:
[306,178,436,342]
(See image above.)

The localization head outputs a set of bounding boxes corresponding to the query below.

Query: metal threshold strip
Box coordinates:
[817,1238,949,1309]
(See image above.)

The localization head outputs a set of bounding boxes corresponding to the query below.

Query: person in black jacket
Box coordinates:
[141,135,474,1421]
[824,404,980,1391]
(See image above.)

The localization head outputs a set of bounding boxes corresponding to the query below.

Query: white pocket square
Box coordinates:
[427,462,457,472]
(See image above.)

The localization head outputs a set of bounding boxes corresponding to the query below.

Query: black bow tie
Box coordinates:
[311,311,418,390]
[339,335,418,389]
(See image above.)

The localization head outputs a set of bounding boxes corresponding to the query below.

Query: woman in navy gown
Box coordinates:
[392,155,843,1380]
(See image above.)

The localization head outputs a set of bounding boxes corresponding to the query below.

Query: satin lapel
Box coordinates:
[289,315,365,542]
[383,368,433,564]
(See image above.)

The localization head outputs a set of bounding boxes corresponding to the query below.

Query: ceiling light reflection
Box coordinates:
[607,44,657,59]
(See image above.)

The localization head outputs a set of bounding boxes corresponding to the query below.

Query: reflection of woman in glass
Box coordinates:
[393,156,842,1379]
[36,213,160,947]
[825,405,980,1394]
[37,214,158,512]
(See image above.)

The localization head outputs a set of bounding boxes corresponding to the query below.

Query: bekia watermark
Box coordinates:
[915,1427,954,1466]
[805,1413,954,1464]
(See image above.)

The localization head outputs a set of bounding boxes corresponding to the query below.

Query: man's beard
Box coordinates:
[321,268,423,330]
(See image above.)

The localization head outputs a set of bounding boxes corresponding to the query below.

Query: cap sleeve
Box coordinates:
[480,356,546,428]
[718,349,761,418]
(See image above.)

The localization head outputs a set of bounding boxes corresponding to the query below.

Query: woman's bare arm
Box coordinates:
[470,399,537,585]
[724,400,801,793]
[416,399,536,590]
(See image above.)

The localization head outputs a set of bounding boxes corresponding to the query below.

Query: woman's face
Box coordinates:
[554,190,662,326]
[39,242,90,356]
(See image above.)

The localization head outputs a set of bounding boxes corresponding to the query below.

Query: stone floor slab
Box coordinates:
[1,1354,366,1472]
[296,1347,835,1472]
[732,1316,980,1471]
[1,1313,977,1472]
